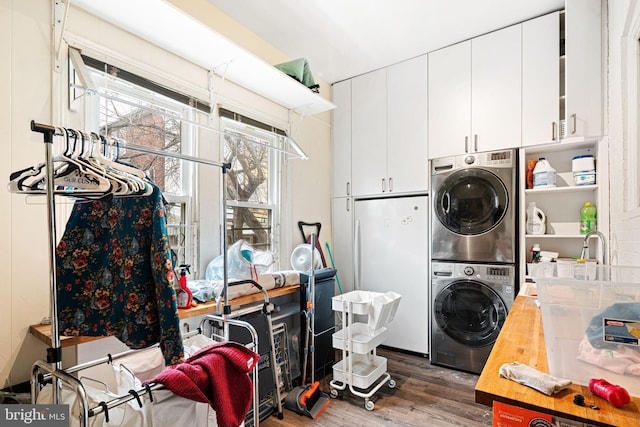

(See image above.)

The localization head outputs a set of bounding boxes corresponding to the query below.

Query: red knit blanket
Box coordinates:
[150,341,259,427]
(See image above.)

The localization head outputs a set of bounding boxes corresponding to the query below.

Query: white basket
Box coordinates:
[332,290,378,315]
[332,290,401,331]
[332,353,387,389]
[368,291,401,332]
[332,323,389,354]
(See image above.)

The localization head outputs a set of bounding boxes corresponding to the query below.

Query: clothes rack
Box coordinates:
[26,120,258,426]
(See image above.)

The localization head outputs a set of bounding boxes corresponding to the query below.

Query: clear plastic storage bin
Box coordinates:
[536,266,640,396]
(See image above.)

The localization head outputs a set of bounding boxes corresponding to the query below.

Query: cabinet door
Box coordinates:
[472,24,522,152]
[428,41,471,159]
[387,55,428,193]
[351,68,387,196]
[332,80,352,197]
[331,197,353,293]
[522,12,560,147]
[565,0,602,138]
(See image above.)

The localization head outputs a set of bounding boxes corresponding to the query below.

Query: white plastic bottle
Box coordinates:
[533,157,556,188]
[526,202,546,235]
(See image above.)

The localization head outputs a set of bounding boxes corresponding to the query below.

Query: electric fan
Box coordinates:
[290,244,322,271]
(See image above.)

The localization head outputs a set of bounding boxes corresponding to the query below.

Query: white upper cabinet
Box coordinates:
[428,24,521,159]
[332,80,352,198]
[522,11,560,146]
[351,68,388,196]
[387,55,428,194]
[564,0,602,139]
[351,56,428,197]
[428,41,471,159]
[471,24,522,152]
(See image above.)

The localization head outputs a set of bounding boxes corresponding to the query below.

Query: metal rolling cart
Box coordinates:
[329,290,401,411]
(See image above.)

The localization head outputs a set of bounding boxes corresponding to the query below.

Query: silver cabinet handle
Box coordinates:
[346,197,350,212]
[346,182,350,196]
[571,113,577,135]
[474,134,478,152]
[389,177,393,192]
[382,178,386,192]
[464,136,469,153]
[552,122,557,141]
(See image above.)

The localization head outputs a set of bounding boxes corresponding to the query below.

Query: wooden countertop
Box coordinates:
[475,295,640,427]
[30,285,300,347]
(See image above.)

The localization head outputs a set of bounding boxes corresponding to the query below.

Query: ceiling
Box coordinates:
[208,0,565,84]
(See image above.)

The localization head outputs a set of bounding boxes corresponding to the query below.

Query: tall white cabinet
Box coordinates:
[428,24,521,159]
[331,80,354,292]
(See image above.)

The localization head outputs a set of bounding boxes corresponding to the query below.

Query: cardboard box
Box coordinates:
[493,401,552,427]
[493,401,596,427]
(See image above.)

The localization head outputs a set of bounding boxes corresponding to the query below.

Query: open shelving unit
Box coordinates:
[520,137,606,274]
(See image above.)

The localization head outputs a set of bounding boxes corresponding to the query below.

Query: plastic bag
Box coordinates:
[205,240,275,281]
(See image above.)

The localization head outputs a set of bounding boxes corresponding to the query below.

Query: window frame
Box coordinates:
[623,6,640,217]
[220,114,284,259]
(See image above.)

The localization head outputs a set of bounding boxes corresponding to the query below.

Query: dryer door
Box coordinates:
[434,168,508,236]
[433,280,508,347]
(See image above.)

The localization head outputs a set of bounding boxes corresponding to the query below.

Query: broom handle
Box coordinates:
[310,234,316,384]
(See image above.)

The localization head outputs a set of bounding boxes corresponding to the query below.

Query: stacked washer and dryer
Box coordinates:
[430,149,518,374]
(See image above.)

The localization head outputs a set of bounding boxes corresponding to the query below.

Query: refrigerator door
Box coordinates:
[354,196,429,354]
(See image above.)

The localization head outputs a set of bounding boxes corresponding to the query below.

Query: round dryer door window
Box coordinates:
[433,280,508,347]
[434,169,508,235]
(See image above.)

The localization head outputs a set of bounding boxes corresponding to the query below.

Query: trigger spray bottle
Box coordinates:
[176,264,193,309]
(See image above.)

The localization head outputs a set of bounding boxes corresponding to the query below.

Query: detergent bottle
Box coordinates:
[176,264,193,309]
[580,202,597,235]
[533,157,556,188]
[526,202,546,235]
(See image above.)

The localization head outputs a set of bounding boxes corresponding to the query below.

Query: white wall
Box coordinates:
[607,1,640,266]
[0,0,332,387]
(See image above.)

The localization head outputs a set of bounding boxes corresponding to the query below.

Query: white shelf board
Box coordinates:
[525,184,597,194]
[72,0,335,116]
[524,137,598,154]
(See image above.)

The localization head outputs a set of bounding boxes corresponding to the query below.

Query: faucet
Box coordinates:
[580,230,608,265]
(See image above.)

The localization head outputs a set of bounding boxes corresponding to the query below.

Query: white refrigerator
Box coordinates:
[353,195,430,355]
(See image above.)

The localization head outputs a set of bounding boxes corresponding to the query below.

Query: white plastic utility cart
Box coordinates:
[329,290,401,411]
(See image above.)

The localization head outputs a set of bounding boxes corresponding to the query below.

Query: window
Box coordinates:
[221,114,284,254]
[82,61,200,271]
[72,54,288,273]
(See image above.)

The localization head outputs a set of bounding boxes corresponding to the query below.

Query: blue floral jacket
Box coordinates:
[56,185,184,365]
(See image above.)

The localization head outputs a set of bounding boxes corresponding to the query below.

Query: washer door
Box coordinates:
[434,280,508,347]
[434,168,508,235]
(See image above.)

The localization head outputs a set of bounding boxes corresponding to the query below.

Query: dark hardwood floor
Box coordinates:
[261,347,493,427]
